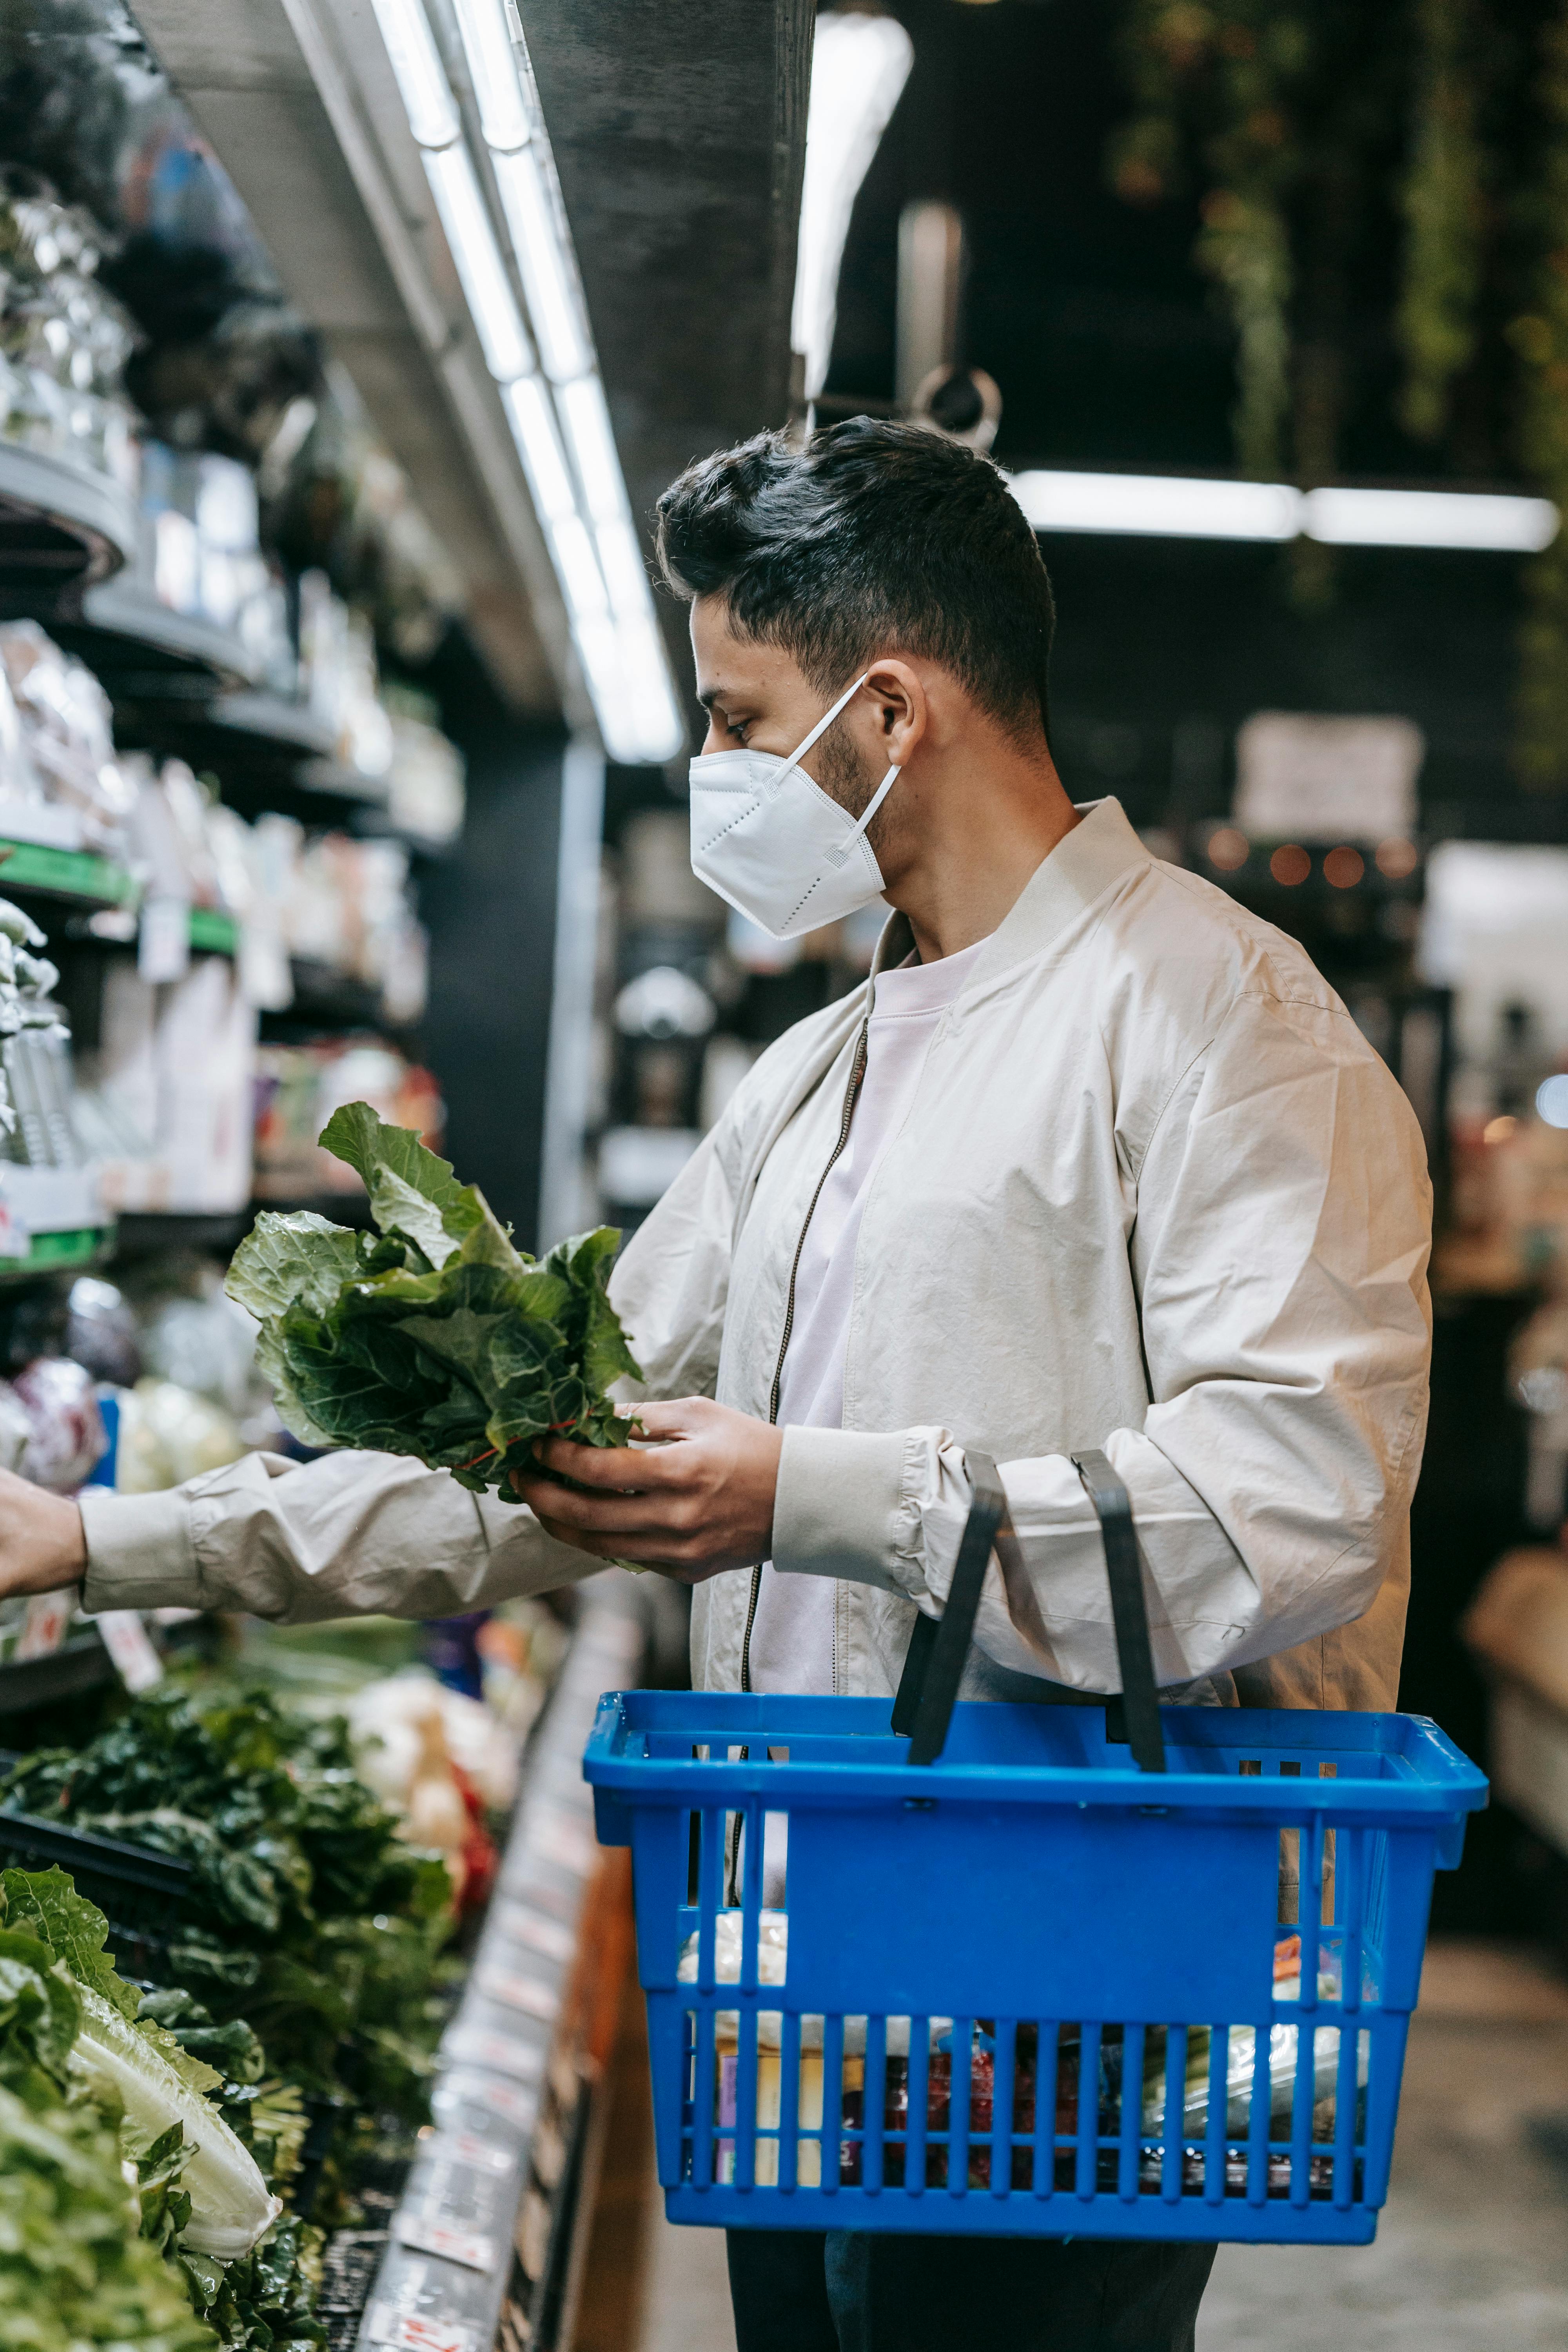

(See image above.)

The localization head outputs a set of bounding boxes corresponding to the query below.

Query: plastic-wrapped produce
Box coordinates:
[111,1376,245,1492]
[7,1355,105,1489]
[64,1275,144,1388]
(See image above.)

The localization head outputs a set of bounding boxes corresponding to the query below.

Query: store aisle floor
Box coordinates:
[622,1941,1568,2352]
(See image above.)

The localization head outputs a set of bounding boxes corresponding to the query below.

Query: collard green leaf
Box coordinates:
[227,1103,640,1492]
[226,1212,361,1321]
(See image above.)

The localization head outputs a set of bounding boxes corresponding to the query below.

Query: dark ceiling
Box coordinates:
[819,0,1553,842]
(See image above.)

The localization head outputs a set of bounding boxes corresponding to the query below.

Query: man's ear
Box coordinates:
[862,659,927,764]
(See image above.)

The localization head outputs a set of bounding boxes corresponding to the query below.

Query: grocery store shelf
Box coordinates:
[188,906,240,955]
[0,440,137,611]
[110,1207,254,1259]
[76,575,263,685]
[0,1225,112,1284]
[0,836,137,907]
[358,1593,644,2352]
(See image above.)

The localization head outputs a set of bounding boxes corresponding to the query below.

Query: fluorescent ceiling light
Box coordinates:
[421,143,533,381]
[503,376,575,520]
[1011,470,1299,542]
[792,8,914,401]
[618,615,685,760]
[593,513,651,621]
[452,0,532,152]
[368,0,459,149]
[492,147,591,382]
[548,510,609,624]
[1302,485,1558,551]
[1010,468,1561,551]
[556,375,624,523]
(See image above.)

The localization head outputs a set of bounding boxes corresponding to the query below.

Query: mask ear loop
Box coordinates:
[823,762,901,870]
[775,669,872,786]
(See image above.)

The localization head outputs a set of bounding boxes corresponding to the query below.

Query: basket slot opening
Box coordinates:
[762,1811,788,1912]
[1238,1758,1261,1777]
[1278,1759,1302,1777]
[766,1747,789,1763]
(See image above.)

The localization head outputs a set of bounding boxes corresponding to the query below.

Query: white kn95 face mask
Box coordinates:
[688,670,901,940]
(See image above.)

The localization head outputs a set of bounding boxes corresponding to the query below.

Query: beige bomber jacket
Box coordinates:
[80,800,1434,1713]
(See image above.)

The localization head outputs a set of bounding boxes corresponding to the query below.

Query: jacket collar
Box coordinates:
[868,797,1151,993]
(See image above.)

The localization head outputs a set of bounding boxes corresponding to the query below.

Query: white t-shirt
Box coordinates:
[746,939,987,1693]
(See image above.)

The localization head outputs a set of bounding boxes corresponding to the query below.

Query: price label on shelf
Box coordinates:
[426,2129,518,2176]
[493,1900,576,1963]
[434,2068,539,2132]
[476,1964,557,2021]
[95,1611,165,1694]
[395,2217,495,2274]
[530,1805,596,1874]
[0,1191,29,1260]
[367,2306,479,2352]
[15,1592,73,1660]
[443,2025,545,2084]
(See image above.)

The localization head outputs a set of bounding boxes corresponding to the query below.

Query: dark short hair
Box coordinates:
[655,418,1055,744]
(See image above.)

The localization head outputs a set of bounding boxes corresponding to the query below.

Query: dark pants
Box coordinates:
[726,2228,1216,2352]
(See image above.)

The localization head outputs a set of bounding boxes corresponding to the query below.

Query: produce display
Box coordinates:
[0,1863,288,2352]
[226,1103,639,1495]
[0,1680,453,2118]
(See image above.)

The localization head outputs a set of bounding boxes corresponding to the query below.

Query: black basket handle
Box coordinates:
[892,1446,1166,1773]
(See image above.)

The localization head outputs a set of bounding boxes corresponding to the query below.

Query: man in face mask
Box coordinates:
[0,421,1432,2352]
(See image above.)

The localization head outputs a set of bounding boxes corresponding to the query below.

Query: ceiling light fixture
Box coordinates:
[491,148,592,383]
[1009,468,1559,552]
[451,0,533,152]
[368,0,684,763]
[1302,485,1557,551]
[367,0,460,149]
[502,375,575,521]
[419,142,533,382]
[793,7,915,402]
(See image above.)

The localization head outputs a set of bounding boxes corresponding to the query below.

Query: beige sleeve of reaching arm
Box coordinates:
[78,1448,604,1624]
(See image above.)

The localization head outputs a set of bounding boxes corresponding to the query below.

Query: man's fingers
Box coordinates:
[630,1397,715,1442]
[531,1433,689,1490]
[513,1475,683,1536]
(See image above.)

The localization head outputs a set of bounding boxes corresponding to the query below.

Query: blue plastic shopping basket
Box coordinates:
[584,1450,1487,2244]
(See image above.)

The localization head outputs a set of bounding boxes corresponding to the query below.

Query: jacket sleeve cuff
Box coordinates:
[771,1425,907,1587]
[79,1486,201,1615]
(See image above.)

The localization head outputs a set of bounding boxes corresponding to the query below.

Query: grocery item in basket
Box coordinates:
[227,1102,641,1493]
[680,1911,1363,2192]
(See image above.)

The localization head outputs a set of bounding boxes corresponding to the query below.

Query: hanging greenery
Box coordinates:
[1397,0,1486,443]
[1109,0,1568,790]
[1111,5,1312,479]
[1511,2,1568,789]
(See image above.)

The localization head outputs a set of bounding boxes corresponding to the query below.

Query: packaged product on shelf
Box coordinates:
[0,178,139,491]
[386,697,466,847]
[0,620,136,854]
[253,1040,441,1200]
[299,567,394,782]
[137,439,295,684]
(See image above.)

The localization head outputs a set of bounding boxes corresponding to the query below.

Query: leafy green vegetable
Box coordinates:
[0,2079,218,2351]
[1,1683,454,2118]
[0,1873,220,2350]
[225,1105,641,1494]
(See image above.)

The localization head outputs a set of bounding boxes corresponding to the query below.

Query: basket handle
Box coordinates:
[891,1447,1166,1772]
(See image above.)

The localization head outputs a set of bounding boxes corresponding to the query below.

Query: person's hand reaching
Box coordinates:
[510,1397,782,1584]
[0,1465,86,1599]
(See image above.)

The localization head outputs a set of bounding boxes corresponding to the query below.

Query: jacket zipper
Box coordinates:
[740,1014,871,1693]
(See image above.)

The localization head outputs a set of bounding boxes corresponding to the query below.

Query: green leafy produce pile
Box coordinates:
[0,1681,454,2119]
[0,1877,215,2351]
[0,1862,321,2352]
[225,1103,639,1494]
